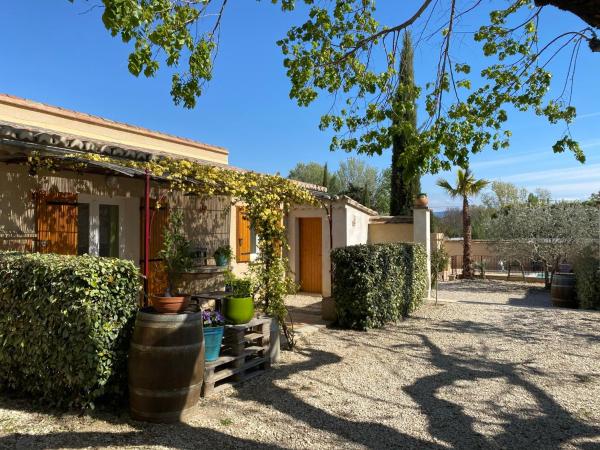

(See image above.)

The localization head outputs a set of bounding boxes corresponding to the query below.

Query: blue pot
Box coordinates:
[215,255,228,266]
[204,326,224,362]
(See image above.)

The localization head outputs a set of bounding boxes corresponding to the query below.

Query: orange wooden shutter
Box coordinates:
[35,191,78,255]
[140,200,169,296]
[236,207,252,263]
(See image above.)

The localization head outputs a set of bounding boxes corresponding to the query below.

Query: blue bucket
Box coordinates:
[204,326,224,362]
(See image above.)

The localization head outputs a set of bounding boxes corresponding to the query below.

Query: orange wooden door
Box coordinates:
[299,217,322,293]
[236,207,252,263]
[35,191,78,255]
[140,201,169,296]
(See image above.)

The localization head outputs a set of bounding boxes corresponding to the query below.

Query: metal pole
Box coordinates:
[143,170,150,307]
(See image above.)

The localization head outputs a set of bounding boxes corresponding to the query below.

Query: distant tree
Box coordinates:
[489,202,598,287]
[322,163,330,190]
[288,162,326,187]
[374,168,391,215]
[481,181,528,208]
[335,158,390,213]
[437,169,489,279]
[583,191,600,207]
[435,206,490,239]
[390,31,420,216]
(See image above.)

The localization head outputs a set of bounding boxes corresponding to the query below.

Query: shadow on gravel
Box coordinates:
[401,332,600,449]
[1,304,599,449]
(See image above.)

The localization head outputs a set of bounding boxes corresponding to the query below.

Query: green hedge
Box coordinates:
[575,250,600,310]
[331,243,428,330]
[0,252,140,408]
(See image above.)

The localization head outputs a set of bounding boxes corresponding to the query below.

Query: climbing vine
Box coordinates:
[29,151,315,347]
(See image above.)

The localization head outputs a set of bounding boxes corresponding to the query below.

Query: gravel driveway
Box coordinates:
[1,280,599,449]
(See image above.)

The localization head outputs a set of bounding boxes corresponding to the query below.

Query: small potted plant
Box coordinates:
[415,193,429,207]
[202,310,226,362]
[224,276,255,324]
[214,245,233,267]
[151,210,193,314]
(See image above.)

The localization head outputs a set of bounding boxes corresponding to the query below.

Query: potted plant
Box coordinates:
[214,245,233,267]
[151,210,193,314]
[224,276,255,324]
[202,310,226,362]
[415,193,429,207]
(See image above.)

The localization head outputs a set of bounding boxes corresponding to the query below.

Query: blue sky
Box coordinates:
[0,1,598,210]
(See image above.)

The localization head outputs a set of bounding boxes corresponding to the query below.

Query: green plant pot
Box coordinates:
[224,296,254,324]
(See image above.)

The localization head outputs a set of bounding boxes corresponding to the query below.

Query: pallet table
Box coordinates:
[202,316,280,397]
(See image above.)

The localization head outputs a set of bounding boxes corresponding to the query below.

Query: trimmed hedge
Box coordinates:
[0,252,140,408]
[575,250,600,310]
[331,243,428,330]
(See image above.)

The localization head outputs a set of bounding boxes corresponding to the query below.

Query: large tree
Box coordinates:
[389,31,421,216]
[84,0,599,175]
[437,169,489,279]
[488,202,598,287]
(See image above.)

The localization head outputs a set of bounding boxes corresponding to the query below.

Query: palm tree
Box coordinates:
[437,169,489,279]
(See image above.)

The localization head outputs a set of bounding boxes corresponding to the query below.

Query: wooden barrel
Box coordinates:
[551,273,577,308]
[128,310,204,423]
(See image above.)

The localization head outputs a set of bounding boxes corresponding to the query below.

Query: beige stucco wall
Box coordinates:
[0,95,228,164]
[0,163,231,269]
[0,163,143,262]
[444,239,495,258]
[367,222,413,244]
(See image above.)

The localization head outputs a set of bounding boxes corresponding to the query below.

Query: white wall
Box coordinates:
[345,206,370,246]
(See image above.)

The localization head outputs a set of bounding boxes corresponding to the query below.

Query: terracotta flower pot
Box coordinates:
[150,295,189,314]
[415,193,429,208]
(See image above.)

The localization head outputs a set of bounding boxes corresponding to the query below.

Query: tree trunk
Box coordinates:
[462,195,474,279]
[534,0,600,30]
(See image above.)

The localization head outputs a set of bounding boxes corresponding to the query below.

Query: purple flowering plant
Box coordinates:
[202,310,226,328]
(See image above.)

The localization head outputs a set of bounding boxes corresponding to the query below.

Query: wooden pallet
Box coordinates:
[202,317,278,397]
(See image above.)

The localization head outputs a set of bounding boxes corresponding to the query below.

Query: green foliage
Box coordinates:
[278,0,589,170]
[437,169,489,200]
[159,209,193,294]
[574,248,599,310]
[227,275,253,298]
[288,161,341,193]
[82,1,594,172]
[0,252,140,408]
[331,243,428,330]
[431,245,450,287]
[390,31,421,216]
[213,245,233,262]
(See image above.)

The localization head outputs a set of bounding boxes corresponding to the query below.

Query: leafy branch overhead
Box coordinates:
[79,0,599,173]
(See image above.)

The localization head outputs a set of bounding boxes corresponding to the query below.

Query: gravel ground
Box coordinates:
[1,280,599,449]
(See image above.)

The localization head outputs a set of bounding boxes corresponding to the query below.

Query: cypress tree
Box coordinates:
[390,31,421,216]
[322,162,329,189]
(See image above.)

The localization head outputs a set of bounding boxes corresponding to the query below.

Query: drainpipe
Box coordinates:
[143,170,150,307]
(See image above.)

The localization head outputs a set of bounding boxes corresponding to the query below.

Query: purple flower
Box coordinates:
[202,309,225,327]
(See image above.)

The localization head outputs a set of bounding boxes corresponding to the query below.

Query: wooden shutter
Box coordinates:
[140,200,169,296]
[35,191,78,255]
[236,207,252,263]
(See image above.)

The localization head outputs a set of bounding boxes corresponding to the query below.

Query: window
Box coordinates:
[99,204,119,257]
[77,203,90,255]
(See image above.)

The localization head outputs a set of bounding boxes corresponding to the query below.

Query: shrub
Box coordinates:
[0,252,140,408]
[574,248,600,310]
[331,243,428,330]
